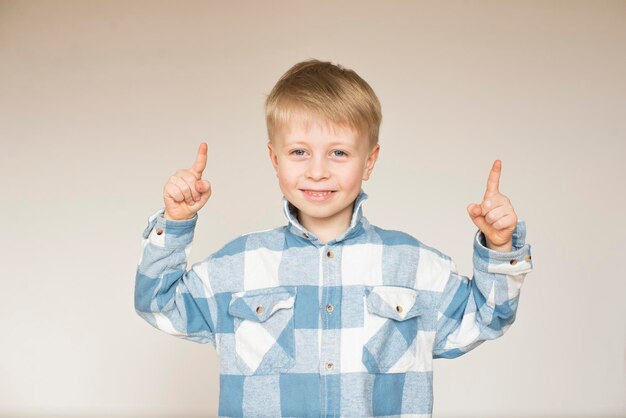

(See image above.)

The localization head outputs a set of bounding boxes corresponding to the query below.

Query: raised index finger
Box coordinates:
[191,142,208,177]
[484,159,501,198]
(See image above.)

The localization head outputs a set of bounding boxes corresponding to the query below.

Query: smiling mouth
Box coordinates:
[300,190,336,200]
[301,189,335,194]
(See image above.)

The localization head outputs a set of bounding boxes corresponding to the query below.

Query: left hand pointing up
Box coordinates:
[467,160,517,252]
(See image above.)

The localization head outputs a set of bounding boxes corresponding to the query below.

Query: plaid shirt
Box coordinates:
[135,188,532,418]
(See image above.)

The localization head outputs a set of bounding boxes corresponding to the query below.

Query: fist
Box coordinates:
[467,160,517,252]
[163,142,212,220]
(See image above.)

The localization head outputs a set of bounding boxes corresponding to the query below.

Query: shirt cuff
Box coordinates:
[141,208,198,249]
[472,220,532,274]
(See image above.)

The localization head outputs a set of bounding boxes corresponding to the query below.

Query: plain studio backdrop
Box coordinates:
[1,1,624,417]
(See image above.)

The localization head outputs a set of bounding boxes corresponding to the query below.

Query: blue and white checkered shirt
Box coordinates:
[135,188,532,418]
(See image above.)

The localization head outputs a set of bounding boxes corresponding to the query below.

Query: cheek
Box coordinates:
[338,165,365,186]
[276,163,298,184]
[275,172,293,197]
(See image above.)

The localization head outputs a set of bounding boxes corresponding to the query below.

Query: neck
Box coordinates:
[297,202,355,244]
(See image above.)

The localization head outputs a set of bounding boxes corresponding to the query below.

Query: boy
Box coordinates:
[135,59,533,418]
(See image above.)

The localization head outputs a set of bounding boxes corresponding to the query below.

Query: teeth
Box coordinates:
[307,191,332,196]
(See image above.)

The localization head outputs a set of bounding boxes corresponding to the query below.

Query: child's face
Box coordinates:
[267,112,379,229]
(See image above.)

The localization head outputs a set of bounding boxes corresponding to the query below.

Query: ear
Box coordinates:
[267,141,279,174]
[362,143,380,181]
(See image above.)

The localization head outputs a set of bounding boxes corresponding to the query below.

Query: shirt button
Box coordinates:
[303,233,309,238]
[326,361,334,370]
[155,227,164,235]
[326,304,334,313]
[510,259,518,265]
[256,305,264,314]
[395,305,403,313]
[326,250,334,258]
[524,255,532,262]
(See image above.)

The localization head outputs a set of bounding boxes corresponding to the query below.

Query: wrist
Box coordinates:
[164,211,195,221]
[485,238,513,252]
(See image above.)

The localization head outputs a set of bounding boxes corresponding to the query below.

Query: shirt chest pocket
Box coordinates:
[228,286,297,375]
[362,285,425,374]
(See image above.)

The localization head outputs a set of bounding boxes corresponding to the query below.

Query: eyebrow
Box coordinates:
[285,141,355,149]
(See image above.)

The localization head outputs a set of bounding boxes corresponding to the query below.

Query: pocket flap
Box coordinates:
[365,285,424,321]
[229,286,297,322]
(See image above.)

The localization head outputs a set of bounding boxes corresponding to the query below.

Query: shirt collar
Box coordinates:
[282,188,369,245]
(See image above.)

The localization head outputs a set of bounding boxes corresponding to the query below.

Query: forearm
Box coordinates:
[433,220,532,358]
[135,208,215,344]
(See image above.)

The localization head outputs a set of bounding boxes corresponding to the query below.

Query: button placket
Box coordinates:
[320,245,340,381]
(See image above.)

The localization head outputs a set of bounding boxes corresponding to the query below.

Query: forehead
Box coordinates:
[277,111,363,141]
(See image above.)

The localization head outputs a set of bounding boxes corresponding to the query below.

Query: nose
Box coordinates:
[305,154,329,180]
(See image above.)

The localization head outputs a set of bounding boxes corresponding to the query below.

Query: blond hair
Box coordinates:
[265,59,382,149]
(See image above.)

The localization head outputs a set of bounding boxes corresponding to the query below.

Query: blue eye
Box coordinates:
[333,150,347,157]
[290,149,306,156]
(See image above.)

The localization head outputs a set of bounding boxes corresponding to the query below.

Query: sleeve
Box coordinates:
[432,220,533,359]
[134,208,218,347]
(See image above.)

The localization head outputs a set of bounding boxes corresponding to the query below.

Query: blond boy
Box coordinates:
[135,59,533,417]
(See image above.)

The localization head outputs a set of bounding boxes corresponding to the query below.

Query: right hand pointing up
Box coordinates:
[163,142,212,220]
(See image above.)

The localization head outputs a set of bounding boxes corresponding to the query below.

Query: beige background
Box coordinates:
[1,1,625,417]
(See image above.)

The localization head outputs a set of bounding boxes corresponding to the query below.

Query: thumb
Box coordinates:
[195,179,211,194]
[467,203,487,230]
[467,203,481,218]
